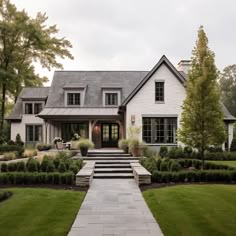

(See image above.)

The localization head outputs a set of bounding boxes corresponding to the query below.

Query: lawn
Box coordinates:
[143,185,236,236]
[207,160,236,168]
[0,188,85,236]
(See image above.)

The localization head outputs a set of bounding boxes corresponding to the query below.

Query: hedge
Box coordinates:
[0,145,24,157]
[152,170,236,183]
[0,191,12,202]
[0,172,74,185]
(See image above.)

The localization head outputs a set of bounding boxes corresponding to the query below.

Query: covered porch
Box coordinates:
[38,107,125,148]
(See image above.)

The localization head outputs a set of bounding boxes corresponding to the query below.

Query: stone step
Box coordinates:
[82,157,139,161]
[93,173,134,179]
[95,163,131,168]
[94,168,133,173]
[95,160,139,164]
[87,153,132,157]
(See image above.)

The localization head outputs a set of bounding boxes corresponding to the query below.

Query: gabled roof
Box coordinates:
[122,55,186,106]
[6,87,50,121]
[222,103,236,121]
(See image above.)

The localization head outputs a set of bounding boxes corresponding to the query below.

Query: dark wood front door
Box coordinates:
[101,123,119,147]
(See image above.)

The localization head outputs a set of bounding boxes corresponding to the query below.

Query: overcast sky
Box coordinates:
[12,0,236,85]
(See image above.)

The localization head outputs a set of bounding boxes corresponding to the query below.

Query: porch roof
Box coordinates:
[37,107,120,119]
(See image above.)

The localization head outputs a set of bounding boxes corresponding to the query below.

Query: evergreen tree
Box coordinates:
[178,26,226,168]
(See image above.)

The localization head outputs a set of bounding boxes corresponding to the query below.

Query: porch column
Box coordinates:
[89,120,92,141]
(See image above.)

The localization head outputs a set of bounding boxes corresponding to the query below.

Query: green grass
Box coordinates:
[143,185,236,236]
[207,160,236,168]
[0,188,85,236]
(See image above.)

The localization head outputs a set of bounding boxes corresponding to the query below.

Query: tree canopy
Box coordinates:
[219,64,236,117]
[178,26,226,167]
[0,0,74,130]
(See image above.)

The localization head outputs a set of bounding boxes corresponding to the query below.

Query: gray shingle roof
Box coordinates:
[46,71,148,108]
[6,87,50,120]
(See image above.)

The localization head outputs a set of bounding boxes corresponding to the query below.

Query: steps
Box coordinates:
[88,150,135,179]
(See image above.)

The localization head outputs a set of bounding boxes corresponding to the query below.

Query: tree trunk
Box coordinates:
[0,83,6,131]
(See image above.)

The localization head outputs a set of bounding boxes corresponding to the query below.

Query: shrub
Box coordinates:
[184,146,193,156]
[58,162,66,173]
[1,163,8,172]
[16,161,26,172]
[118,139,129,153]
[159,146,168,158]
[168,147,184,159]
[170,161,181,171]
[27,159,38,172]
[7,162,17,172]
[36,143,51,151]
[0,145,24,157]
[75,159,83,170]
[55,151,68,160]
[40,156,50,172]
[160,161,169,171]
[15,133,24,146]
[46,161,55,172]
[0,191,12,202]
[207,146,223,153]
[53,157,61,169]
[140,157,158,174]
[7,140,15,145]
[3,152,16,161]
[69,164,79,174]
[230,134,236,151]
[77,139,94,149]
[151,170,236,183]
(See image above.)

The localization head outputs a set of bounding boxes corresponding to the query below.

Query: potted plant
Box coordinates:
[77,139,94,156]
[118,139,129,153]
[71,133,80,150]
[129,139,144,157]
[52,137,63,149]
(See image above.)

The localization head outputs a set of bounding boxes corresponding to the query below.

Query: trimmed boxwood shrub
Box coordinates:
[40,156,50,172]
[1,163,8,172]
[27,159,38,172]
[160,161,169,171]
[58,162,66,173]
[159,146,168,158]
[46,161,55,172]
[7,163,17,172]
[170,161,181,172]
[151,170,236,183]
[16,161,26,172]
[0,145,24,157]
[0,172,74,185]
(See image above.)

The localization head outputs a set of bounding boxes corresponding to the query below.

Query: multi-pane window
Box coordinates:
[67,93,80,105]
[61,123,88,142]
[105,93,118,106]
[25,103,43,114]
[142,117,177,144]
[25,103,33,114]
[26,125,42,142]
[34,103,42,114]
[155,82,164,102]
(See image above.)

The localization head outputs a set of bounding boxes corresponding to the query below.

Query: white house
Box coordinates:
[6,55,236,150]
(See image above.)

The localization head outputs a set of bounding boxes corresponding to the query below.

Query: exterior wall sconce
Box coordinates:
[131,115,135,124]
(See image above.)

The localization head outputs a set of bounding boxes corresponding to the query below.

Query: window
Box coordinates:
[67,93,80,105]
[61,123,88,142]
[34,103,42,114]
[25,103,33,114]
[26,125,42,142]
[155,82,164,102]
[142,117,177,144]
[105,93,118,106]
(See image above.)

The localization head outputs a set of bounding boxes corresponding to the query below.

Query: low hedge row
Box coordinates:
[0,145,24,157]
[152,170,236,183]
[0,172,74,185]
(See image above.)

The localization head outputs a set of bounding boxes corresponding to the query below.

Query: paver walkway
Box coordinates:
[68,179,164,236]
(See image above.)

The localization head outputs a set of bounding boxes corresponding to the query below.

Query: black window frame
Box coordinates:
[105,93,118,106]
[26,125,43,142]
[155,81,165,102]
[67,93,81,106]
[142,117,177,144]
[34,103,43,114]
[25,103,33,114]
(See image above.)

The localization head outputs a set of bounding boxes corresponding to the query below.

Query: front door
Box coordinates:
[101,123,119,147]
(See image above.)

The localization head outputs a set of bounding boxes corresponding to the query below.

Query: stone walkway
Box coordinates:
[68,179,164,236]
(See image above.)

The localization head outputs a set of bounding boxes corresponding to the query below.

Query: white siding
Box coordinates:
[11,115,45,142]
[228,123,235,150]
[126,63,186,144]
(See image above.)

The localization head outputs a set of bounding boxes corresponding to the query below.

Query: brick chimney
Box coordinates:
[177,60,191,74]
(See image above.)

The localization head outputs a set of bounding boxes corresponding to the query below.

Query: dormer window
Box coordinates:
[67,93,81,106]
[24,102,43,114]
[105,93,118,106]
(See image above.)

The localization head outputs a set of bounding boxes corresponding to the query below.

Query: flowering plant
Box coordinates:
[71,133,80,141]
[53,137,63,144]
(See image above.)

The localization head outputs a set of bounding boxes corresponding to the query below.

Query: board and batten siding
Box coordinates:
[126,63,186,146]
